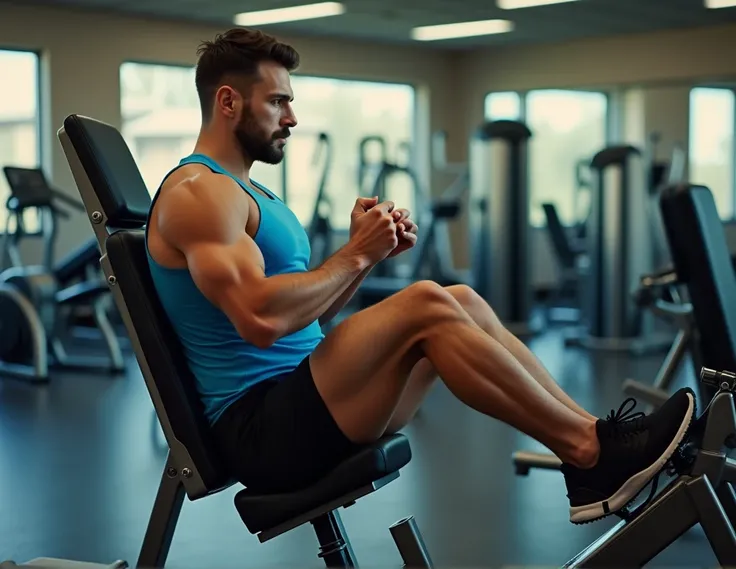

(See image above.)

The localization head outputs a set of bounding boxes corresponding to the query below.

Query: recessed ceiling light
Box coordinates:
[705,0,736,7]
[411,19,514,41]
[498,0,581,9]
[234,2,345,26]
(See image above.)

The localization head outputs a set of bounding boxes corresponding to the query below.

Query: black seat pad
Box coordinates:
[235,433,411,533]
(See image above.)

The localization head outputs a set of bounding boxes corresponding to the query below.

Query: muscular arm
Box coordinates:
[157,173,368,348]
[319,263,375,326]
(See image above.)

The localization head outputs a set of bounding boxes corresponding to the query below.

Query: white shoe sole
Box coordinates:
[569,391,695,524]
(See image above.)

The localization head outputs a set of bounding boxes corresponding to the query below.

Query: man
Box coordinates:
[145,27,695,525]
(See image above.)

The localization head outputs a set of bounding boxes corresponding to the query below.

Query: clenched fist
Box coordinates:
[348,197,399,264]
[387,207,418,258]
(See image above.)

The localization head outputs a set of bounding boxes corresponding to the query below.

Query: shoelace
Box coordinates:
[604,397,646,441]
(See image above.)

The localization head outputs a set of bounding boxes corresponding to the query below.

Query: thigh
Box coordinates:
[385,357,437,434]
[212,358,361,493]
[309,281,449,444]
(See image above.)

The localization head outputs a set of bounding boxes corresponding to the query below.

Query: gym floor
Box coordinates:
[0,325,714,568]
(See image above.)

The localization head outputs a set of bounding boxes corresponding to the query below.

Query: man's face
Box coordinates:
[233,60,297,165]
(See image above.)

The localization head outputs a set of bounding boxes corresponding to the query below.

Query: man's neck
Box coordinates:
[193,129,253,183]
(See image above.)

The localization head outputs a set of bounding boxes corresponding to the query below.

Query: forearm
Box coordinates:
[258,246,367,336]
[319,263,375,325]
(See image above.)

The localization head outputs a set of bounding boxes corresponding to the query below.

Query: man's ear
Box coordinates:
[215,85,238,118]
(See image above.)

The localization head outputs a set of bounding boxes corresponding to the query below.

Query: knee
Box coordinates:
[445,284,505,336]
[444,284,480,311]
[403,280,455,307]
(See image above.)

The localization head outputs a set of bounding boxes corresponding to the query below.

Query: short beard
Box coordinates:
[234,111,285,165]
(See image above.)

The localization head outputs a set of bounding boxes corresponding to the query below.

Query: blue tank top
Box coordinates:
[145,154,325,425]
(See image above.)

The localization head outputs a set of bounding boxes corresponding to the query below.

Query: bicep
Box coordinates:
[184,234,266,316]
[156,175,270,337]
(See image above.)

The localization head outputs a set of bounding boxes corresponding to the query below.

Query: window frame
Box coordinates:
[0,46,43,236]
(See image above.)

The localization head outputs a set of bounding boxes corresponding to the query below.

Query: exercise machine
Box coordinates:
[570,146,656,351]
[621,266,697,411]
[469,119,540,336]
[540,201,587,323]
[560,181,736,566]
[565,364,736,567]
[5,166,123,340]
[0,166,125,382]
[303,132,334,268]
[357,135,389,198]
[561,140,686,353]
[58,114,434,569]
[515,183,736,566]
[516,187,736,565]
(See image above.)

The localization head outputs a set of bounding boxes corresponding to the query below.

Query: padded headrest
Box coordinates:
[659,183,736,371]
[62,114,151,228]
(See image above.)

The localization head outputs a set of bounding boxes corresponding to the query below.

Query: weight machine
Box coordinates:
[304,132,334,268]
[469,119,540,335]
[0,166,125,382]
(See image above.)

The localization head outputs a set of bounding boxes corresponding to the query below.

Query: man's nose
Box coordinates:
[282,104,297,127]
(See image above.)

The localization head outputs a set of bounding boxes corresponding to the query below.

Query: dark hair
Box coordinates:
[195,28,300,121]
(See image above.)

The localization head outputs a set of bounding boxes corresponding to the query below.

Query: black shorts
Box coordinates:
[211,356,360,493]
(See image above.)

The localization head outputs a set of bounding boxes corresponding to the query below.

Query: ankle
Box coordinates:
[566,420,600,469]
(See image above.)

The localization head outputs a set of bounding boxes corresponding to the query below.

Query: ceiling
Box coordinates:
[12,0,736,49]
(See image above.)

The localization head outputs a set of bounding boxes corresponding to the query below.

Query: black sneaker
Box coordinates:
[561,387,695,524]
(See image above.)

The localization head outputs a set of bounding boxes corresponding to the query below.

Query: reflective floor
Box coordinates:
[0,324,715,568]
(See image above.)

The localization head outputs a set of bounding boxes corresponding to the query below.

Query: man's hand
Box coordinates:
[347,198,399,265]
[388,208,418,258]
[349,196,379,237]
[348,196,417,259]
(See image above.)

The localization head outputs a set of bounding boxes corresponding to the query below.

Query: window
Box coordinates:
[525,90,608,227]
[120,63,416,230]
[0,49,40,233]
[484,89,608,226]
[689,87,735,219]
[120,63,206,195]
[485,91,522,121]
[288,76,415,228]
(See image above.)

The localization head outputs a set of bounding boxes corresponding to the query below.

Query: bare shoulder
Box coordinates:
[155,164,250,248]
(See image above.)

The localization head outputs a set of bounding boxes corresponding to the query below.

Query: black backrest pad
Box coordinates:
[660,184,736,371]
[107,231,230,491]
[62,115,151,228]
